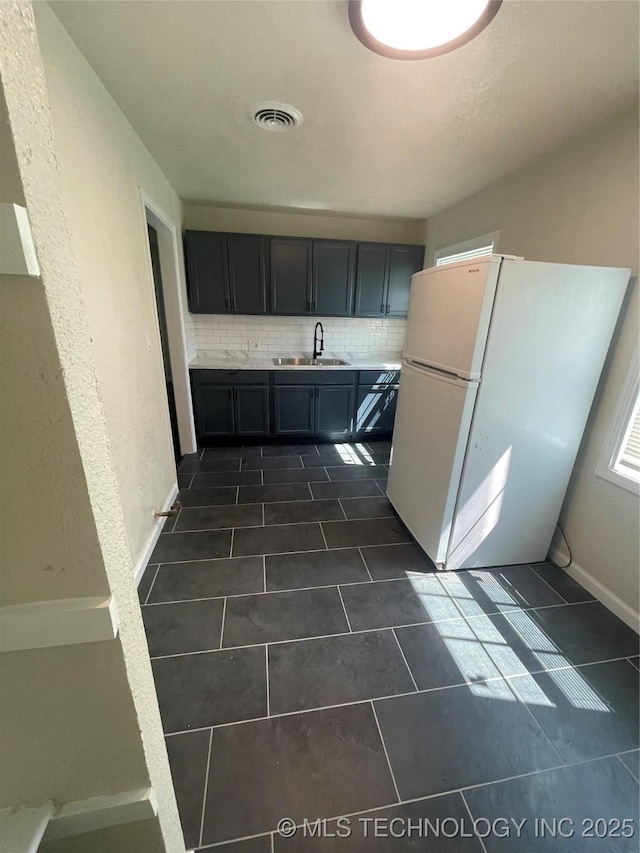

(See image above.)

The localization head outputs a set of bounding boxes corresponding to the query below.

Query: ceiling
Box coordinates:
[50,1,639,219]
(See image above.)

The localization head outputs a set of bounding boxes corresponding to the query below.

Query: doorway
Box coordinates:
[141,193,197,461]
[147,223,181,462]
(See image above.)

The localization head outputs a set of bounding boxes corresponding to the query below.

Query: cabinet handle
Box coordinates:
[386,304,390,314]
[380,302,385,313]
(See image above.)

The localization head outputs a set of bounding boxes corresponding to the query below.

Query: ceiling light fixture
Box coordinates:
[349,0,502,60]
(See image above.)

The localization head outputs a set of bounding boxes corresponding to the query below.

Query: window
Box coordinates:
[596,347,640,494]
[433,231,498,266]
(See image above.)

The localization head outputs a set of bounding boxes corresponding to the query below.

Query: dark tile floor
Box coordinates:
[139,442,640,851]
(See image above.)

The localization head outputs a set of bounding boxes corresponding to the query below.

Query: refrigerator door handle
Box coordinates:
[403,359,479,386]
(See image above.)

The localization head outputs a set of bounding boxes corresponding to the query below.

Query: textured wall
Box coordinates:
[0,3,183,848]
[184,203,425,244]
[423,102,639,611]
[35,2,183,565]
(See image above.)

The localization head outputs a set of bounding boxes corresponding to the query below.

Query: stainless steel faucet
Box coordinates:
[313,322,324,359]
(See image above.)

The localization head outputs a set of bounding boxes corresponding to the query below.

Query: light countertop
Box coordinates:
[189,351,403,372]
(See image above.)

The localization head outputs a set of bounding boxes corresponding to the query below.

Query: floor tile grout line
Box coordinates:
[318,521,330,551]
[235,486,239,506]
[143,578,597,611]
[229,527,235,559]
[337,497,348,521]
[147,540,423,568]
[391,627,419,693]
[370,701,402,804]
[143,564,161,606]
[357,546,375,582]
[265,645,270,717]
[191,748,632,851]
[526,562,571,605]
[158,654,636,736]
[504,670,566,766]
[261,502,265,527]
[166,510,399,535]
[262,555,267,593]
[336,585,353,633]
[198,727,214,848]
[218,597,227,649]
[616,753,640,783]
[459,790,489,853]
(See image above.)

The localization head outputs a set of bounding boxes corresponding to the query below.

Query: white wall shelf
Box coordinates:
[0,596,119,652]
[0,202,40,276]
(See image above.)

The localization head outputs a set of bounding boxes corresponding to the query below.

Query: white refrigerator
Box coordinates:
[387,255,630,570]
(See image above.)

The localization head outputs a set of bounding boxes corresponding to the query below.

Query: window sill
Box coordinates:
[595,464,640,496]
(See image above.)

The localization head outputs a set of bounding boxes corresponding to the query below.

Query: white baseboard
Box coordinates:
[547,545,640,634]
[134,484,179,586]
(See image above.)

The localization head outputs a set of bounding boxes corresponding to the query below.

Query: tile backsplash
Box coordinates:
[190,314,406,359]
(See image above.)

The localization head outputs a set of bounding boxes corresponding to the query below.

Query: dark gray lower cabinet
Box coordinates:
[235,387,270,435]
[355,384,398,435]
[274,385,354,437]
[316,386,354,436]
[193,385,235,437]
[274,386,315,435]
[192,374,270,438]
[191,369,398,442]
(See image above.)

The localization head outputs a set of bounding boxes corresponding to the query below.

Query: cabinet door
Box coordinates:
[227,234,267,314]
[383,385,400,431]
[193,385,235,437]
[274,386,315,435]
[312,241,355,316]
[354,244,389,317]
[355,385,388,434]
[386,245,424,318]
[235,386,270,436]
[270,238,312,315]
[315,386,354,436]
[184,231,230,314]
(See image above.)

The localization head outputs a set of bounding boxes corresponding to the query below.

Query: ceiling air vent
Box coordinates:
[251,102,303,132]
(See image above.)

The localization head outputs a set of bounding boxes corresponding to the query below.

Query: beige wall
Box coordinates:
[184,203,424,244]
[423,101,639,611]
[0,3,183,848]
[35,2,185,567]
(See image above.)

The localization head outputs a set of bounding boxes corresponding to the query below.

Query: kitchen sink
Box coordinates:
[272,357,350,366]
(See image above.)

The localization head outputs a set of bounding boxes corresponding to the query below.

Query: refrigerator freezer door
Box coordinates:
[387,361,478,565]
[403,256,504,380]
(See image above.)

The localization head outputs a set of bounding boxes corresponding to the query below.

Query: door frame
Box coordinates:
[140,190,197,456]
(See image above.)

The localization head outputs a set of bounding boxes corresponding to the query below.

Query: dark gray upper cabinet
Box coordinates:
[270,238,312,315]
[354,243,424,318]
[354,244,389,317]
[387,245,424,317]
[185,231,267,315]
[312,241,356,316]
[185,231,229,314]
[185,229,424,319]
[227,234,268,314]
